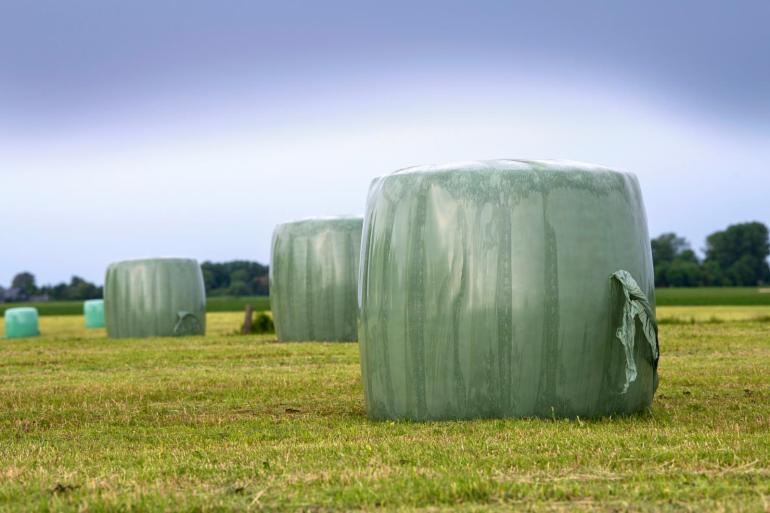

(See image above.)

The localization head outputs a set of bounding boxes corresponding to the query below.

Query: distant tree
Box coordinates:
[701,260,728,286]
[254,275,269,294]
[200,260,269,296]
[11,272,37,296]
[230,269,250,284]
[64,276,102,300]
[202,268,216,292]
[664,260,702,287]
[51,283,69,300]
[38,276,102,300]
[704,222,770,286]
[227,280,249,296]
[650,233,702,287]
[651,233,690,265]
[677,249,700,264]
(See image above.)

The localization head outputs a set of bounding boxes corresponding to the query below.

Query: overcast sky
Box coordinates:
[1,1,768,285]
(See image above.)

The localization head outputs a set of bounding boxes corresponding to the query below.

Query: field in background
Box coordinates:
[2,287,769,317]
[0,309,768,511]
[0,296,270,316]
[655,287,770,305]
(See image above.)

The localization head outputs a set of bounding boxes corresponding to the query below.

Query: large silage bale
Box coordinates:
[358,160,659,421]
[104,258,206,339]
[270,217,363,341]
[4,307,40,338]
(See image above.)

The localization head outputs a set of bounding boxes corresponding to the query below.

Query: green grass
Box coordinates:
[206,296,270,312]
[0,300,86,316]
[0,310,768,512]
[656,287,770,306]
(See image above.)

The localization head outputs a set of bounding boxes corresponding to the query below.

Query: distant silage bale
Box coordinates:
[4,307,40,339]
[104,258,206,339]
[83,299,105,328]
[270,217,363,342]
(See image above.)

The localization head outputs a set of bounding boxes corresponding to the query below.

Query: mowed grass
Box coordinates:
[0,309,768,512]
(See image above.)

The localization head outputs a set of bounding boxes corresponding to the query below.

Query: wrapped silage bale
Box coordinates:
[83,299,105,328]
[104,258,206,339]
[4,307,40,338]
[270,217,363,341]
[358,160,659,420]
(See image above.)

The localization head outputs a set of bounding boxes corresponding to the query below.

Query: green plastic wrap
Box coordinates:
[358,160,659,420]
[104,258,206,339]
[270,217,363,341]
[3,307,40,339]
[83,299,105,328]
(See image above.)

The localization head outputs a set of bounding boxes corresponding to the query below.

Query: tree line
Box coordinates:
[200,260,269,296]
[0,273,103,302]
[652,221,769,287]
[2,221,767,302]
[0,261,270,303]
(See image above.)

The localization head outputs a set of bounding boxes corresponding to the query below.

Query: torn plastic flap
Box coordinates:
[612,269,659,394]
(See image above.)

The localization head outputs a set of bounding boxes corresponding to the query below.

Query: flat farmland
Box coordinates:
[0,308,768,512]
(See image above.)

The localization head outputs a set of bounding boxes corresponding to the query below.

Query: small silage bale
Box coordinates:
[83,299,105,328]
[270,217,363,341]
[358,160,659,421]
[3,307,40,339]
[104,258,206,339]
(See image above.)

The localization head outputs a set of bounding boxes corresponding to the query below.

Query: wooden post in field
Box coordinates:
[241,304,254,334]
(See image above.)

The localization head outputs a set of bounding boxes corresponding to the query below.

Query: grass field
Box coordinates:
[2,287,769,317]
[1,307,768,512]
[655,287,770,306]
